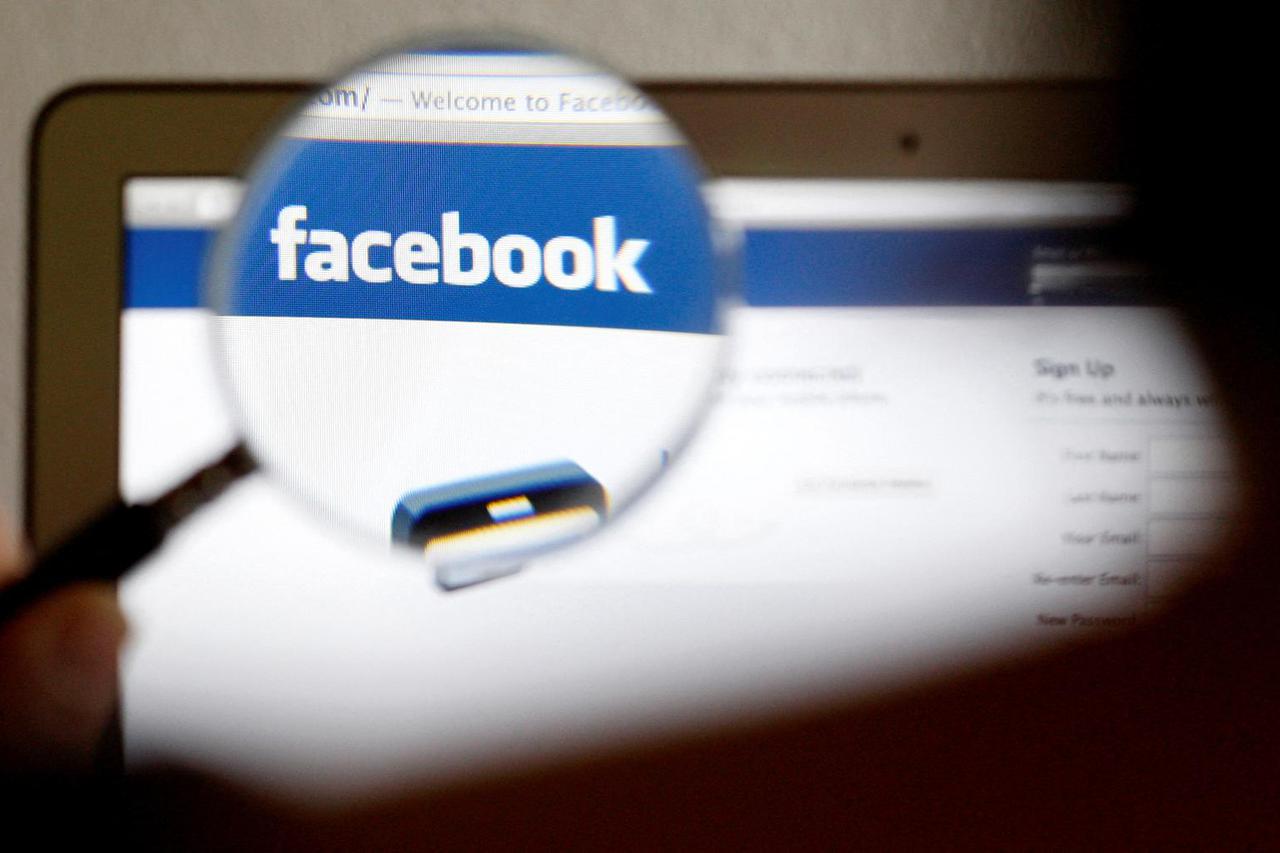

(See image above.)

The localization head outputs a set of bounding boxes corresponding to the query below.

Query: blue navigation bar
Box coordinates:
[742,226,1146,307]
[127,217,1145,312]
[125,228,216,309]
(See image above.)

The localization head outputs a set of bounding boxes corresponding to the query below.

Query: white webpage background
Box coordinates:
[218,317,719,541]
[120,180,1235,798]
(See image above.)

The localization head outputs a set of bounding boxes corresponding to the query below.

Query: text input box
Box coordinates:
[1147,518,1227,557]
[1149,438,1232,476]
[1148,477,1238,516]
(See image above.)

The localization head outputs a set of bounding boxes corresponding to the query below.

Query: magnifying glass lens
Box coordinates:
[209,43,724,584]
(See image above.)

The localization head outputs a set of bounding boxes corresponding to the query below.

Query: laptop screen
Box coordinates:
[120,176,1238,793]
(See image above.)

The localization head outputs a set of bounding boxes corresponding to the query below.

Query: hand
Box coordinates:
[0,512,127,775]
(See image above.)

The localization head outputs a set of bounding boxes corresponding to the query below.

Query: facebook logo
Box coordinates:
[222,138,719,334]
[270,205,653,293]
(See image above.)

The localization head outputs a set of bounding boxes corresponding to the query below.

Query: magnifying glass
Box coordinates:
[0,37,725,617]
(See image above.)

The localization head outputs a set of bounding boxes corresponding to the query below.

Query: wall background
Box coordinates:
[0,0,1124,522]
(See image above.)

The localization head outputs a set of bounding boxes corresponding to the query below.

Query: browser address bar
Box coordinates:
[301,72,663,125]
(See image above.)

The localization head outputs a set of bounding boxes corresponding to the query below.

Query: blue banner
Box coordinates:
[742,227,1145,307]
[216,139,719,334]
[125,228,217,309]
[126,200,1145,311]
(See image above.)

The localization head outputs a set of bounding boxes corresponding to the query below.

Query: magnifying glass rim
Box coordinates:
[202,32,736,563]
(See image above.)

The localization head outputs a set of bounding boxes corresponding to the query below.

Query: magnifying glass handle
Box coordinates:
[0,444,256,625]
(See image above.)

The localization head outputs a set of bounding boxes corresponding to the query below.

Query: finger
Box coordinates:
[0,582,128,774]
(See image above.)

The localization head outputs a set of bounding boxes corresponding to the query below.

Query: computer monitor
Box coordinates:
[37,83,1235,796]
